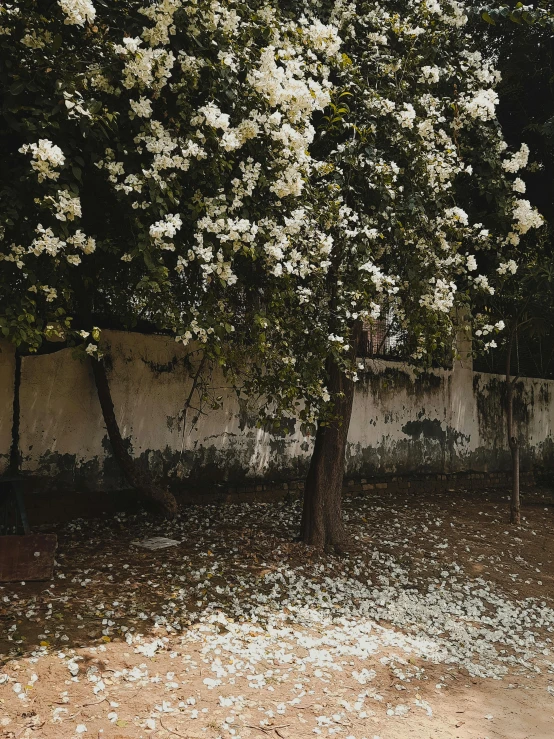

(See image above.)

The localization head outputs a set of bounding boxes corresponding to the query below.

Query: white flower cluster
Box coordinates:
[419,278,457,313]
[475,320,504,337]
[419,65,441,84]
[397,103,416,128]
[58,0,96,26]
[47,190,82,222]
[497,260,517,276]
[473,274,494,295]
[197,103,231,132]
[359,262,396,294]
[29,226,66,257]
[444,207,469,225]
[27,225,95,266]
[460,88,499,121]
[139,0,181,47]
[115,38,175,92]
[248,45,332,124]
[301,17,342,58]
[502,143,530,173]
[149,213,182,250]
[19,139,65,182]
[129,97,153,119]
[68,230,96,255]
[512,198,544,234]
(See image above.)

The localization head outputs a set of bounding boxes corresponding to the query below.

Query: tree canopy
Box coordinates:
[0,0,548,536]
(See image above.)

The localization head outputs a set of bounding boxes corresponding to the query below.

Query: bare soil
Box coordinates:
[1,486,554,739]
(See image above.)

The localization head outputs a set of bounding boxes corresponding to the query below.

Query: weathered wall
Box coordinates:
[0,341,15,475]
[16,332,311,490]
[0,329,552,490]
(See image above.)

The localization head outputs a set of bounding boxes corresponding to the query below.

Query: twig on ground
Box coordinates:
[245,725,290,735]
[245,725,272,734]
[81,697,107,707]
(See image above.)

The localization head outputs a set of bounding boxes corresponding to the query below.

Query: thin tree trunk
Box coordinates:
[9,351,21,475]
[510,435,520,525]
[300,324,362,551]
[506,333,520,525]
[91,356,178,517]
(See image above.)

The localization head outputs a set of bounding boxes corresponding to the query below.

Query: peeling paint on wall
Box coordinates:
[0,331,553,490]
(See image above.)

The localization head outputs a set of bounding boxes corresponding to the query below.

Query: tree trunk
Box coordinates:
[91,357,179,517]
[506,334,521,525]
[9,351,21,475]
[300,325,362,551]
[510,436,520,525]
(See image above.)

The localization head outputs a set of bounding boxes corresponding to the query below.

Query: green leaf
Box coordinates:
[481,11,496,24]
[10,80,25,95]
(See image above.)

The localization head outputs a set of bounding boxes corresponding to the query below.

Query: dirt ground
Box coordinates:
[2,486,554,739]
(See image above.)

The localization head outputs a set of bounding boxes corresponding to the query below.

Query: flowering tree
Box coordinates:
[0,0,343,512]
[285,0,547,548]
[0,0,545,538]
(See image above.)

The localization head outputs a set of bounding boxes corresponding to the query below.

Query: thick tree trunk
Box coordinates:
[506,334,521,525]
[300,325,362,551]
[91,357,178,517]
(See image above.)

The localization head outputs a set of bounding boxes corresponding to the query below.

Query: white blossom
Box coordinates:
[460,88,498,121]
[58,0,96,26]
[419,65,440,84]
[397,103,416,128]
[149,213,182,244]
[512,199,544,234]
[497,260,518,276]
[444,207,469,225]
[19,139,65,182]
[303,19,342,58]
[473,274,494,294]
[129,97,153,119]
[48,190,82,222]
[198,103,230,131]
[502,143,530,173]
[419,279,457,313]
[67,230,96,254]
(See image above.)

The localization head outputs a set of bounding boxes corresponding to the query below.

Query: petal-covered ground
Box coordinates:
[1,487,554,738]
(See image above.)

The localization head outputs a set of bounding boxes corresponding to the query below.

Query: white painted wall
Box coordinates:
[0,330,552,488]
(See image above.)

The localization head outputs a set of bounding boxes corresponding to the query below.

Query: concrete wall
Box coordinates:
[1,330,553,491]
